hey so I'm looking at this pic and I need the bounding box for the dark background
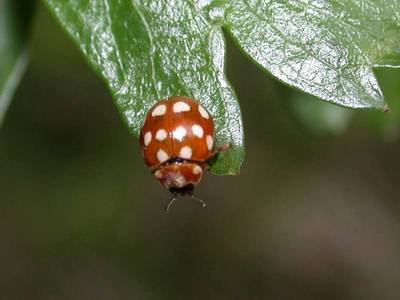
[1,5,400,300]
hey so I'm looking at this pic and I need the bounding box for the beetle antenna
[191,194,207,208]
[165,195,177,213]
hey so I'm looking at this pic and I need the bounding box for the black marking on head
[169,184,195,196]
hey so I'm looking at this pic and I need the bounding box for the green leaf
[0,0,35,126]
[42,0,400,174]
[43,0,244,175]
[224,0,400,109]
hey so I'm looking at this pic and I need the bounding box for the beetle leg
[191,194,207,208]
[204,143,230,167]
[164,194,177,213]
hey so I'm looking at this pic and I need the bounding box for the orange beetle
[140,96,222,211]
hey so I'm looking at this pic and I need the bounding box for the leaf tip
[229,169,241,176]
[383,105,391,113]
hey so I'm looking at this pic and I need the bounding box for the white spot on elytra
[152,104,166,116]
[179,146,192,159]
[192,165,202,175]
[206,135,213,150]
[144,132,152,146]
[191,124,204,138]
[198,105,209,119]
[173,101,191,113]
[173,126,187,141]
[157,149,169,163]
[155,129,167,141]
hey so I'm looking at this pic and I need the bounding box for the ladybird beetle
[140,96,224,211]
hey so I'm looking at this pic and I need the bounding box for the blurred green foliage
[0,0,35,125]
[288,94,353,136]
